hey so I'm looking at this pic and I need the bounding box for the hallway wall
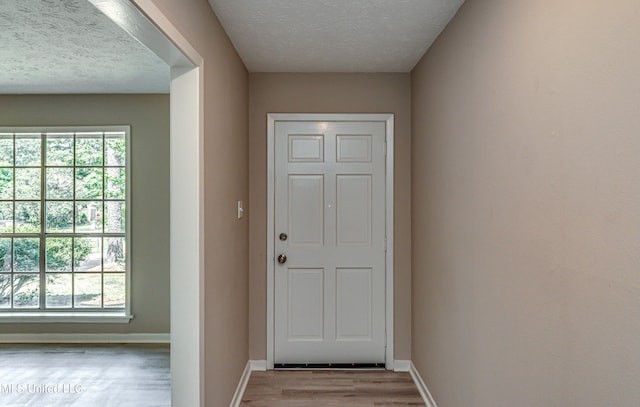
[411,0,640,405]
[248,73,412,361]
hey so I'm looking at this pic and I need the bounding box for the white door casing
[267,114,394,368]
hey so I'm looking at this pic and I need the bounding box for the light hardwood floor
[240,370,425,406]
[0,344,169,407]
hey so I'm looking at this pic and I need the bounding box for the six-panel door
[274,121,387,364]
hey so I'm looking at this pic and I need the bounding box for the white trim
[169,65,204,407]
[0,125,130,134]
[409,362,438,407]
[0,313,133,324]
[250,360,267,371]
[266,114,275,369]
[230,360,267,407]
[393,360,411,372]
[266,113,395,369]
[0,333,169,343]
[229,361,253,407]
[385,115,395,370]
[265,113,394,122]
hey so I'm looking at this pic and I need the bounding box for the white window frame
[0,126,132,323]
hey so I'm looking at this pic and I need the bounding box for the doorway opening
[90,1,204,405]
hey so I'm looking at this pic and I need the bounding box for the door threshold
[274,363,385,370]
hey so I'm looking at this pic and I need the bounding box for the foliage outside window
[0,127,129,312]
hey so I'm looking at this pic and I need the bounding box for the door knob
[277,254,287,264]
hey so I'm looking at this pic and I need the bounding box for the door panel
[288,175,324,246]
[288,134,324,162]
[336,135,372,162]
[287,268,324,340]
[336,175,372,246]
[336,268,372,341]
[274,121,386,364]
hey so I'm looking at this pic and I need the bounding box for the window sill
[0,312,134,324]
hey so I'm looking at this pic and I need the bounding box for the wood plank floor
[0,344,170,407]
[240,370,425,406]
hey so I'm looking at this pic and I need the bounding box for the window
[0,127,129,315]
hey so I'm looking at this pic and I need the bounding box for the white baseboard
[409,362,438,407]
[230,361,252,407]
[393,359,411,372]
[0,333,170,343]
[250,360,267,371]
[229,360,266,406]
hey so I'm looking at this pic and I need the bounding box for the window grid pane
[0,130,127,312]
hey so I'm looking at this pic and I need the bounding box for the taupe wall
[144,1,250,406]
[0,94,169,335]
[249,73,412,360]
[411,0,640,406]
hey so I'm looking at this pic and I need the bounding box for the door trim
[266,113,394,370]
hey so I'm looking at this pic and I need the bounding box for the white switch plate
[237,200,244,219]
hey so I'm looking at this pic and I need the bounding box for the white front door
[273,120,387,364]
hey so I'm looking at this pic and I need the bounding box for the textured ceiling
[0,0,169,94]
[207,0,465,72]
[0,0,465,93]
